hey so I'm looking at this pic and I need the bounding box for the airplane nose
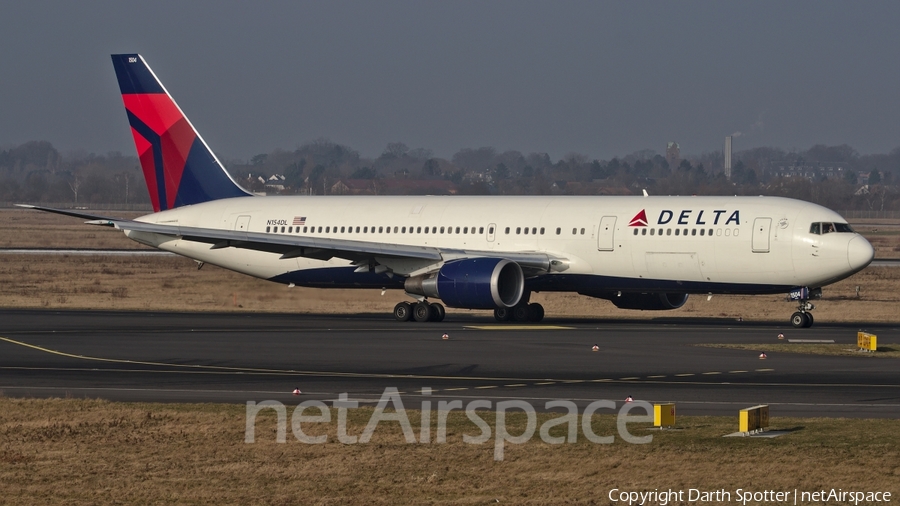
[848,236,875,271]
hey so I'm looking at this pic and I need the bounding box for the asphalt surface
[1,309,898,418]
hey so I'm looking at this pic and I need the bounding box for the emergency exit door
[234,215,251,232]
[752,217,772,253]
[598,216,616,251]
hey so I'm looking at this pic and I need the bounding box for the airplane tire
[430,303,445,322]
[804,312,814,328]
[790,312,806,328]
[413,302,432,322]
[527,303,544,322]
[393,302,413,322]
[512,305,529,322]
[494,307,512,322]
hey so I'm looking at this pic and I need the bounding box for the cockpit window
[835,223,854,233]
[810,222,854,235]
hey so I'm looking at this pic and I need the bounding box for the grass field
[2,208,899,504]
[697,342,900,358]
[1,398,898,505]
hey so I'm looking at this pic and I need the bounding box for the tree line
[2,139,899,211]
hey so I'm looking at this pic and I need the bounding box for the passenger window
[325,226,330,233]
[633,229,638,235]
[505,227,510,234]
[266,226,271,233]
[424,227,429,234]
[666,229,671,236]
[455,227,460,234]
[516,227,521,234]
[524,228,529,235]
[303,226,308,233]
[580,228,585,235]
[402,226,406,233]
[699,229,704,236]
[642,229,647,236]
[540,227,545,235]
[650,229,655,236]
[463,227,468,234]
[417,227,422,233]
[385,226,390,234]
[440,227,445,234]
[675,229,680,236]
[431,227,436,233]
[725,229,731,237]
[340,226,345,233]
[708,228,713,236]
[556,227,561,235]
[288,227,293,233]
[572,228,577,235]
[734,228,739,237]
[394,226,398,233]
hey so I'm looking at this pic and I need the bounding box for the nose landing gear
[790,307,814,328]
[787,287,820,328]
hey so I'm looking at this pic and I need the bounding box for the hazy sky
[2,1,898,161]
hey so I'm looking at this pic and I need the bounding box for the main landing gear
[493,302,544,323]
[394,301,445,322]
[392,299,545,323]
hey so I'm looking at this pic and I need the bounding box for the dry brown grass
[0,252,898,323]
[1,397,897,505]
[0,209,148,249]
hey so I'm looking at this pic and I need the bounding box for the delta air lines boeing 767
[20,54,875,327]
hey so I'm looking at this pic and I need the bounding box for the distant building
[665,142,680,169]
[765,161,847,181]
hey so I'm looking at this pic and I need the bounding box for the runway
[1,309,898,418]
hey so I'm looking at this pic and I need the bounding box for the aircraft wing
[16,205,559,273]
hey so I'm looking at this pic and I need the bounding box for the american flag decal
[293,216,306,226]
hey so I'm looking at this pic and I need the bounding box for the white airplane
[20,54,875,328]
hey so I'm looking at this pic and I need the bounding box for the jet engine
[610,292,689,311]
[404,258,524,309]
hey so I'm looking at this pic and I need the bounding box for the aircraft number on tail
[128,57,137,63]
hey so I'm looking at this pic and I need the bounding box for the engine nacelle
[610,292,689,311]
[404,258,524,309]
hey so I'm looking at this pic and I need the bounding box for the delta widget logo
[628,210,648,227]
